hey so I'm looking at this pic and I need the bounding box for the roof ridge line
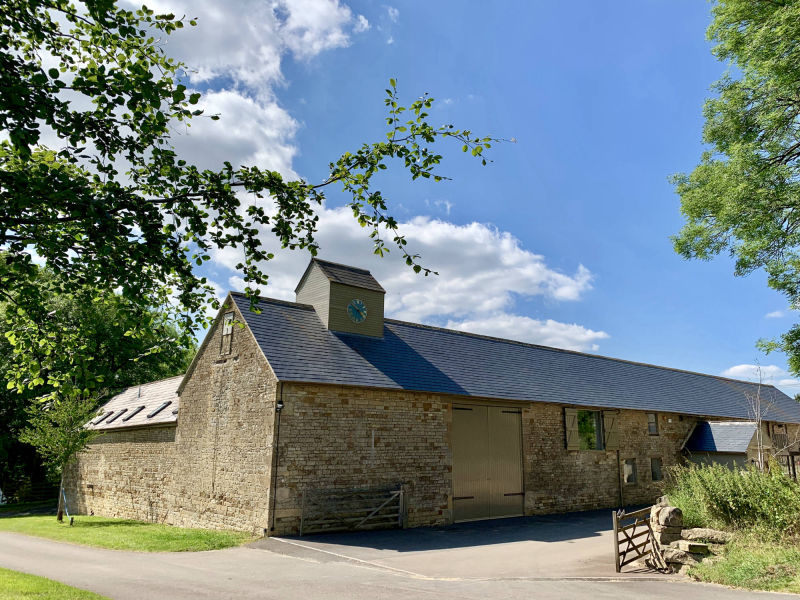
[311,257,373,274]
[383,317,782,391]
[229,291,314,310]
[121,373,185,389]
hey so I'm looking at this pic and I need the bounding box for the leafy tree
[19,394,97,519]
[673,0,800,372]
[1,1,498,397]
[0,262,194,506]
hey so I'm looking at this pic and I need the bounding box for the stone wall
[523,404,696,514]
[272,383,451,534]
[65,297,279,533]
[64,425,177,523]
[271,385,697,534]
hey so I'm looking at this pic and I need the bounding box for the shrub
[665,461,800,535]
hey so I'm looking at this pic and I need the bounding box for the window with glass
[220,312,234,354]
[650,457,663,482]
[577,410,604,450]
[647,412,659,436]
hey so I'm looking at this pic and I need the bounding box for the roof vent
[122,405,146,422]
[147,401,172,419]
[93,411,114,425]
[104,408,128,425]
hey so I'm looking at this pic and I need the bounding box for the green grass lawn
[689,535,800,594]
[0,515,252,552]
[0,567,109,599]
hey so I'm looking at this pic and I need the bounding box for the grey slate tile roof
[89,375,182,431]
[296,259,385,293]
[685,421,757,454]
[232,293,800,423]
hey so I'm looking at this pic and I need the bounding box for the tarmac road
[0,530,793,600]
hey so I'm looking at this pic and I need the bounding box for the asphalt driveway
[0,511,793,599]
[258,508,650,579]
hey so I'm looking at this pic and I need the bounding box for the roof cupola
[295,258,385,338]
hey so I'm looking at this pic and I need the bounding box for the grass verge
[0,515,252,552]
[0,567,109,599]
[688,535,800,594]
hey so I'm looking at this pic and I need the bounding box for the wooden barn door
[452,405,523,522]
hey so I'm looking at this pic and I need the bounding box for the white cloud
[127,0,364,178]
[425,199,453,215]
[209,204,606,352]
[169,89,299,175]
[276,0,356,60]
[445,314,608,352]
[386,35,394,45]
[386,6,400,22]
[721,364,800,389]
[354,15,370,33]
[765,310,785,319]
[141,0,358,90]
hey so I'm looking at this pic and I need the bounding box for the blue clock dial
[347,299,367,323]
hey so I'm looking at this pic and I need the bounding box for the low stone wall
[649,500,730,573]
[64,426,177,523]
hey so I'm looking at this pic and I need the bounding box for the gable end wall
[65,298,279,533]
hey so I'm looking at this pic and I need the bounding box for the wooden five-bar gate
[299,485,405,536]
[612,506,666,572]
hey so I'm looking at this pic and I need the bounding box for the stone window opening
[647,412,659,436]
[650,457,663,482]
[578,410,604,450]
[623,458,637,484]
[220,312,234,355]
[564,408,619,451]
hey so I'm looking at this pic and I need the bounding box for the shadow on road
[280,508,617,553]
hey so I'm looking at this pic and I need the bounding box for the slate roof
[231,293,800,424]
[684,421,758,454]
[89,375,182,431]
[296,258,385,293]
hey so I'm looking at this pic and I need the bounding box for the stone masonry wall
[522,404,696,514]
[64,426,176,522]
[66,298,279,533]
[272,384,697,535]
[272,383,451,535]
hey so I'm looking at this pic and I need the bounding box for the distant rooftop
[684,421,757,454]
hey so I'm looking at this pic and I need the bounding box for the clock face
[347,299,368,323]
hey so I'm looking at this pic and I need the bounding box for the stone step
[671,539,710,554]
[681,528,731,544]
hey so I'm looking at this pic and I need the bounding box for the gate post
[612,509,621,573]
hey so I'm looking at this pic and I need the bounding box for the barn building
[66,259,800,534]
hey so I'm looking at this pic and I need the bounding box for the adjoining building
[684,420,798,477]
[66,259,800,534]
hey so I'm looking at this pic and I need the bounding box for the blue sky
[153,0,799,395]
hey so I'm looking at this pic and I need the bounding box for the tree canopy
[0,263,193,499]
[673,0,800,372]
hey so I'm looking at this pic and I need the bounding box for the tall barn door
[452,405,523,522]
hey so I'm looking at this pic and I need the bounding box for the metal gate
[452,405,524,521]
[299,485,405,536]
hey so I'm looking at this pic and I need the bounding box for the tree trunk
[56,471,64,522]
